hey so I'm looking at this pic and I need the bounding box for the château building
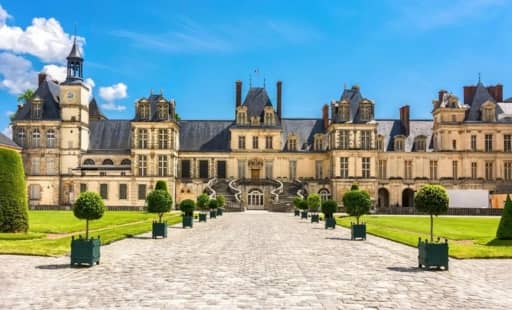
[10,41,512,210]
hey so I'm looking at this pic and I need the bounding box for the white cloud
[2,125,12,139]
[100,102,126,111]
[0,52,36,94]
[0,5,10,26]
[41,64,66,82]
[84,78,95,89]
[99,83,127,101]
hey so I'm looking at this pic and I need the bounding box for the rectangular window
[252,136,259,149]
[289,160,297,180]
[181,160,191,178]
[485,134,493,152]
[471,135,477,151]
[158,155,168,177]
[80,183,87,193]
[361,131,371,150]
[315,160,323,179]
[138,184,146,200]
[378,160,387,179]
[170,129,175,149]
[216,160,226,179]
[339,130,349,149]
[429,160,438,180]
[119,184,128,200]
[31,158,40,175]
[29,184,41,200]
[238,160,246,178]
[238,136,246,149]
[100,183,108,200]
[199,160,209,179]
[504,161,512,181]
[340,157,349,178]
[505,135,512,152]
[158,129,168,149]
[138,155,147,176]
[485,161,494,180]
[288,139,297,151]
[404,160,412,179]
[395,139,404,152]
[452,161,458,179]
[265,136,273,149]
[452,140,457,150]
[362,157,370,178]
[138,129,148,149]
[265,161,273,179]
[46,158,55,175]
[471,162,477,179]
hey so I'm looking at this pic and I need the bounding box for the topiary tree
[197,193,210,211]
[307,193,321,213]
[321,199,338,219]
[0,148,29,233]
[343,186,371,224]
[496,194,512,240]
[351,183,359,191]
[73,192,105,239]
[180,199,195,216]
[146,190,172,223]
[155,180,168,191]
[414,184,449,242]
[208,199,219,210]
[216,195,225,208]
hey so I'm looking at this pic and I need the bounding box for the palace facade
[10,42,512,210]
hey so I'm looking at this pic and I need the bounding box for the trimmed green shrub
[350,183,359,191]
[208,199,219,209]
[497,194,512,240]
[343,186,371,224]
[307,193,321,213]
[197,194,210,211]
[147,190,172,223]
[0,148,29,233]
[293,196,302,209]
[155,180,168,192]
[414,184,449,241]
[321,200,338,219]
[216,195,225,208]
[73,192,105,239]
[180,199,195,216]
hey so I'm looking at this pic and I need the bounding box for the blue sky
[1,0,512,136]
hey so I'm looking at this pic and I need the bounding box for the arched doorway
[247,189,264,210]
[318,188,330,202]
[377,188,389,208]
[402,188,415,207]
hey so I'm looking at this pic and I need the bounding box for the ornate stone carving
[248,158,264,169]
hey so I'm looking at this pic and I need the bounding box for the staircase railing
[295,179,306,199]
[228,178,242,203]
[206,177,217,199]
[270,178,284,203]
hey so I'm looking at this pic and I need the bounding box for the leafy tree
[0,148,29,232]
[343,186,371,224]
[175,113,181,121]
[180,199,195,216]
[216,195,225,208]
[321,200,338,219]
[155,180,168,191]
[73,192,105,239]
[208,199,219,209]
[197,194,210,211]
[17,89,34,104]
[351,183,359,191]
[497,194,512,240]
[414,184,449,242]
[146,190,172,223]
[293,196,302,209]
[307,193,321,213]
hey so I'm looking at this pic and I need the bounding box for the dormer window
[314,134,323,151]
[138,102,150,120]
[414,136,426,152]
[394,136,405,152]
[32,99,42,119]
[157,102,168,120]
[288,135,298,151]
[340,101,350,122]
[482,106,495,122]
[359,101,373,122]
[237,109,247,125]
[251,116,259,126]
[17,128,26,147]
[264,111,274,126]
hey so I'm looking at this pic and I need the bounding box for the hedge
[0,148,28,233]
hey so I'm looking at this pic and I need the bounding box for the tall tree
[17,89,35,104]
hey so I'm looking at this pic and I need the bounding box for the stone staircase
[268,180,307,212]
[211,179,243,212]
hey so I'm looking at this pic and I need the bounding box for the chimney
[487,84,503,102]
[322,104,329,130]
[400,105,410,136]
[235,80,242,108]
[276,80,282,119]
[463,86,476,106]
[438,89,447,103]
[38,72,47,86]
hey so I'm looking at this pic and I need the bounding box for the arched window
[17,128,26,147]
[102,159,114,165]
[121,159,131,166]
[83,159,95,165]
[414,136,426,152]
[46,129,56,148]
[394,136,405,152]
[319,188,330,201]
[32,129,40,148]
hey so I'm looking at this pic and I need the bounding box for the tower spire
[65,29,83,82]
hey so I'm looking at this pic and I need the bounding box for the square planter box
[152,221,168,239]
[294,210,300,216]
[217,208,224,216]
[325,217,336,229]
[70,236,100,266]
[301,211,308,219]
[311,214,320,223]
[210,210,217,219]
[182,215,193,228]
[418,238,449,270]
[351,223,366,240]
[199,213,208,222]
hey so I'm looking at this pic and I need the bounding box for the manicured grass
[0,211,182,256]
[336,215,512,259]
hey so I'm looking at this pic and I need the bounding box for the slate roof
[133,94,175,122]
[89,120,131,151]
[0,132,20,149]
[67,38,82,59]
[467,82,496,121]
[13,80,61,121]
[281,118,325,151]
[377,119,433,152]
[179,120,233,151]
[89,98,107,121]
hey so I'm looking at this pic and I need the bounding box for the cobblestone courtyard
[1,212,511,309]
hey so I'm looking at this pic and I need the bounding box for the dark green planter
[217,208,224,216]
[418,238,449,270]
[199,213,207,222]
[70,236,100,266]
[301,211,308,219]
[152,221,168,239]
[311,214,320,223]
[294,209,300,216]
[325,217,336,229]
[182,215,193,228]
[351,223,366,240]
[210,210,217,219]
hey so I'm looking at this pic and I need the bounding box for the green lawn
[0,211,182,256]
[336,215,512,259]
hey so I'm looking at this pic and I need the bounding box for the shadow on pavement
[36,264,72,270]
[325,237,351,241]
[386,266,423,273]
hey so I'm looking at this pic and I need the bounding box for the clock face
[65,91,76,102]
